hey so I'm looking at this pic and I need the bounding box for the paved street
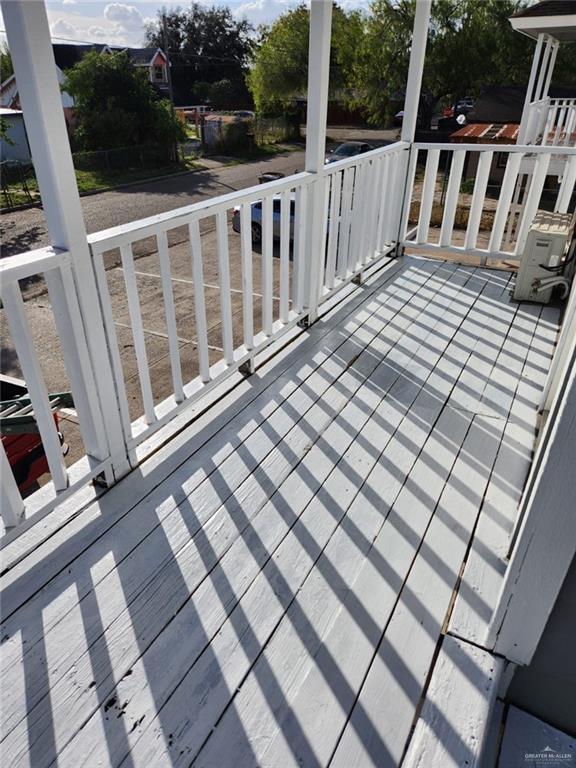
[0,149,306,258]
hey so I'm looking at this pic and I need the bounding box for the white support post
[533,36,553,103]
[486,346,576,666]
[2,0,130,481]
[542,39,559,101]
[518,32,545,143]
[401,0,432,143]
[304,0,332,324]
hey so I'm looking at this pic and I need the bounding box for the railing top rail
[88,141,411,253]
[529,96,550,107]
[413,142,576,155]
[88,171,314,253]
[0,246,69,284]
[323,140,410,173]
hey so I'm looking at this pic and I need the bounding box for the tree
[62,50,186,151]
[247,3,364,115]
[353,0,576,127]
[145,4,254,106]
[1,43,13,81]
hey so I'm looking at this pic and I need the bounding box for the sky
[0,2,369,49]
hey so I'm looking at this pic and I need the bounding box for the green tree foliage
[63,50,186,150]
[248,0,576,126]
[145,4,253,106]
[0,43,13,81]
[347,0,542,125]
[247,3,364,114]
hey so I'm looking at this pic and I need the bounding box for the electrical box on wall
[514,212,574,303]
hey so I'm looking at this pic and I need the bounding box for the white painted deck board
[448,300,559,646]
[0,257,560,768]
[401,635,505,768]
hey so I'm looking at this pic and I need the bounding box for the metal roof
[450,123,520,143]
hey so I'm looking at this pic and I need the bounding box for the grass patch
[1,158,204,208]
[74,158,202,193]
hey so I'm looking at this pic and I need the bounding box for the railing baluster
[514,153,551,256]
[416,148,440,244]
[439,149,465,247]
[262,195,274,336]
[553,100,566,145]
[373,155,388,252]
[489,152,523,253]
[189,219,211,382]
[239,202,254,348]
[93,252,133,442]
[563,103,576,146]
[382,152,397,246]
[464,150,493,252]
[1,282,68,490]
[120,243,156,425]
[1,441,25,529]
[398,147,418,244]
[216,210,234,364]
[157,231,184,404]
[317,173,331,292]
[293,184,308,313]
[325,171,341,289]
[555,154,576,214]
[347,161,366,273]
[279,190,291,322]
[337,166,354,278]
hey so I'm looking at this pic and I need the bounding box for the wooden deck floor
[0,256,560,768]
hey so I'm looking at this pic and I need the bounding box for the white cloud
[62,0,77,6]
[50,18,78,39]
[88,26,107,39]
[104,3,144,31]
[234,0,299,26]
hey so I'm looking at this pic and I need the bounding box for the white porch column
[401,0,432,143]
[2,0,130,480]
[518,32,545,143]
[304,0,332,323]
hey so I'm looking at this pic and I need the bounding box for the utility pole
[162,10,174,106]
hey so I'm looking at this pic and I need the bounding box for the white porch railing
[1,141,408,535]
[0,248,115,531]
[525,97,576,146]
[402,142,576,263]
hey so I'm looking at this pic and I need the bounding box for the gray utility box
[514,211,574,303]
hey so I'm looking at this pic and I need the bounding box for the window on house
[154,66,165,82]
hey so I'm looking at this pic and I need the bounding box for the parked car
[232,195,295,244]
[456,96,475,113]
[325,141,373,164]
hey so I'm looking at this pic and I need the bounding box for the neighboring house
[451,84,576,182]
[0,107,31,162]
[0,44,170,127]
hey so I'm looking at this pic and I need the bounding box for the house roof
[450,122,520,143]
[51,44,166,71]
[512,1,576,18]
[467,86,526,123]
[510,0,576,41]
[466,84,576,124]
[51,43,108,70]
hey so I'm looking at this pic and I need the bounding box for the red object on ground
[2,413,61,493]
[1,377,62,493]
